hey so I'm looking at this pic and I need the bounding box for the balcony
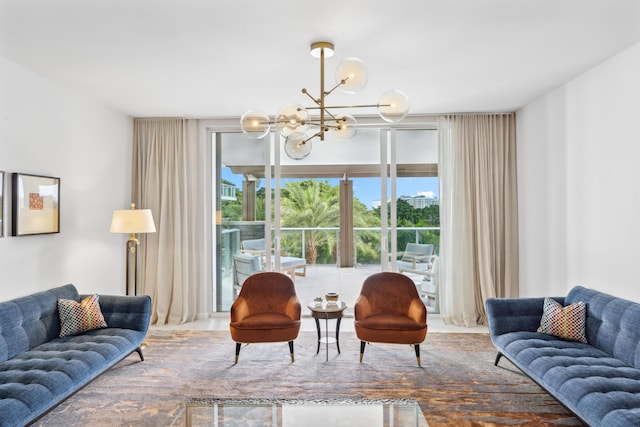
[219,226,439,313]
[220,183,237,201]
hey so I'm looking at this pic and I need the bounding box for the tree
[221,179,242,223]
[353,197,381,264]
[416,204,440,227]
[280,180,340,264]
[396,199,417,226]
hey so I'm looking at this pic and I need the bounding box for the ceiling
[1,0,640,118]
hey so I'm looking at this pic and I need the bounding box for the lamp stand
[125,234,139,296]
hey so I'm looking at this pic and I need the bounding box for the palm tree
[353,198,382,264]
[280,180,340,264]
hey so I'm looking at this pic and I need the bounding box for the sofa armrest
[485,296,564,337]
[82,294,151,333]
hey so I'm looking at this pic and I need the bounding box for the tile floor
[152,265,488,334]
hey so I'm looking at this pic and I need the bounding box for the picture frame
[0,171,4,238]
[12,173,60,236]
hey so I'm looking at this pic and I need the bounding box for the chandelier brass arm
[304,103,393,110]
[240,40,410,160]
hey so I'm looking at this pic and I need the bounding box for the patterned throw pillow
[58,294,107,337]
[537,297,587,343]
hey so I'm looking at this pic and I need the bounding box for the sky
[222,168,439,210]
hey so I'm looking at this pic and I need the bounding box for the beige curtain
[132,118,199,325]
[438,114,518,326]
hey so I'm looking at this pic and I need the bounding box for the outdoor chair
[230,272,301,363]
[240,238,307,282]
[354,272,428,366]
[232,253,263,297]
[397,243,434,273]
[419,255,439,313]
[240,238,268,256]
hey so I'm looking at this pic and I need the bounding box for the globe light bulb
[284,132,312,160]
[240,109,271,139]
[330,114,358,140]
[276,103,309,137]
[335,57,368,94]
[378,90,410,122]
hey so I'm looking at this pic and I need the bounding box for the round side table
[307,300,347,362]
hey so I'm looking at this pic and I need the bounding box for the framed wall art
[12,173,60,236]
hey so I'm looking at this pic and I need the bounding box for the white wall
[0,55,133,301]
[517,41,640,302]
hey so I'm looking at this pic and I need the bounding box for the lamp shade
[110,209,156,234]
[335,57,368,94]
[276,103,309,137]
[330,114,358,140]
[378,89,410,122]
[284,133,312,160]
[240,109,271,139]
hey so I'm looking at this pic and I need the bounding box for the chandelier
[240,41,410,160]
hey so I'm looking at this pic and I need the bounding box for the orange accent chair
[354,272,428,366]
[230,272,301,363]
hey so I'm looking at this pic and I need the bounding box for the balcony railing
[216,227,440,311]
[218,225,440,311]
[220,226,440,266]
[279,226,439,265]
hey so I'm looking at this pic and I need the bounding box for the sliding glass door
[211,123,439,313]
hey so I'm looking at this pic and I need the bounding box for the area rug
[33,331,583,426]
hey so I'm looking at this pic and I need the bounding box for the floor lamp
[110,203,156,296]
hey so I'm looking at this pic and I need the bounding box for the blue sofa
[0,284,151,427]
[486,286,640,426]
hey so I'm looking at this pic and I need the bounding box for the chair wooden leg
[494,352,503,366]
[414,344,421,367]
[289,341,295,362]
[359,341,366,363]
[235,343,241,364]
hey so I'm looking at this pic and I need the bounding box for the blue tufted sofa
[0,284,151,427]
[486,286,640,426]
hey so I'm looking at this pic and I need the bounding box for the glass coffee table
[186,397,429,427]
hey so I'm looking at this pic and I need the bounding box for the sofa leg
[289,341,295,363]
[235,343,241,364]
[494,352,503,366]
[360,341,366,363]
[414,344,421,367]
[134,346,145,361]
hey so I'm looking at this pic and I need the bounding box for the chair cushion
[230,314,300,344]
[231,313,299,330]
[356,314,426,331]
[280,257,306,269]
[242,238,266,252]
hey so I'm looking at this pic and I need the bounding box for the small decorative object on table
[313,297,323,306]
[325,292,339,304]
